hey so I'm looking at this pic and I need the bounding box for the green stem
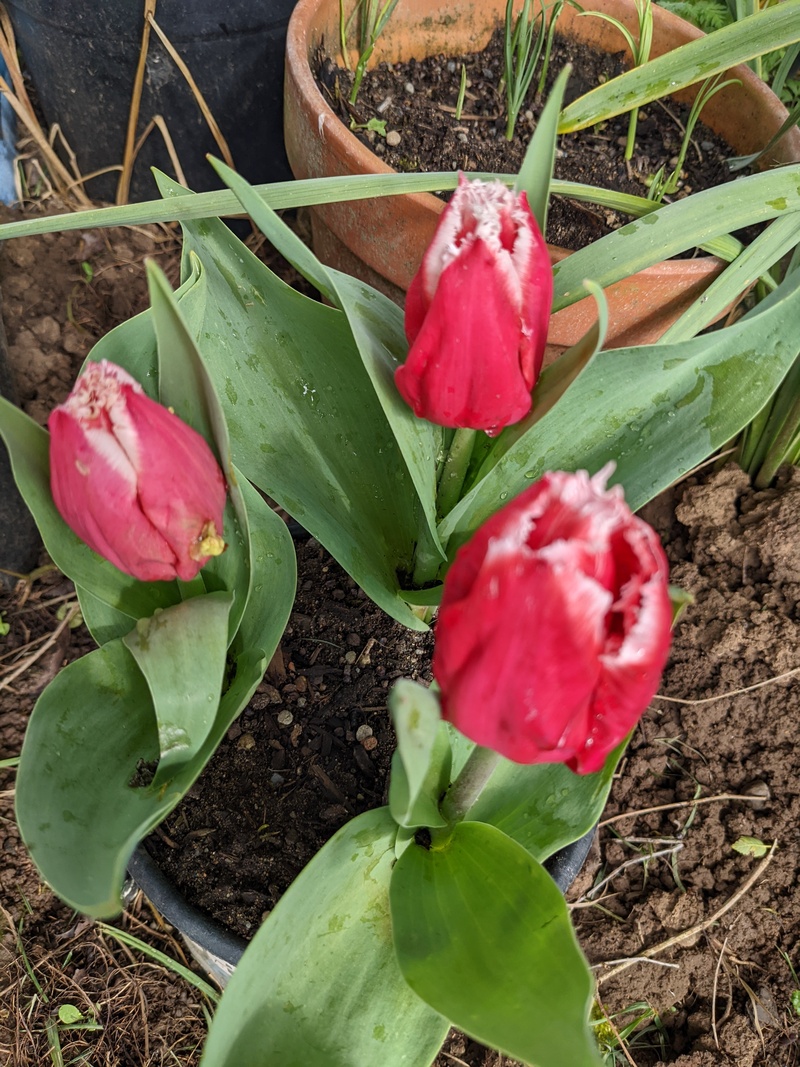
[754,390,800,488]
[439,746,502,825]
[624,107,639,161]
[437,428,478,518]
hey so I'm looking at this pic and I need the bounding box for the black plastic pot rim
[127,823,597,972]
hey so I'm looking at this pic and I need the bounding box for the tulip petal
[49,409,180,581]
[433,470,672,773]
[122,389,227,580]
[397,239,534,433]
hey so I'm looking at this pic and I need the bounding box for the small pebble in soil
[237,733,256,750]
[362,737,378,752]
[277,709,294,726]
[355,724,373,742]
[404,81,414,94]
[386,130,401,147]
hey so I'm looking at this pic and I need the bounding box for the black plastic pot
[128,825,597,987]
[0,288,40,586]
[5,0,298,202]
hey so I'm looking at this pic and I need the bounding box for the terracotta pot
[285,0,800,360]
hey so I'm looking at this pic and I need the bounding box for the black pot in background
[0,288,40,587]
[5,0,298,202]
[128,825,597,988]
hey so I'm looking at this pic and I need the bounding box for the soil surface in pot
[3,225,800,1066]
[318,28,747,251]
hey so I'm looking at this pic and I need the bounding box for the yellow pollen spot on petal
[190,520,226,561]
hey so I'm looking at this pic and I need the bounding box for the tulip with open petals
[433,468,672,774]
[49,360,227,582]
[395,175,553,436]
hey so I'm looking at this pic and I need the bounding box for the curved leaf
[391,821,601,1067]
[201,808,448,1067]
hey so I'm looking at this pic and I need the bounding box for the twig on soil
[0,604,78,692]
[655,666,800,706]
[595,841,778,986]
[585,844,684,900]
[711,934,731,1048]
[599,792,766,828]
[591,957,679,972]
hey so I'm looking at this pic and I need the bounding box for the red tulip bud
[395,175,553,436]
[433,468,672,773]
[49,360,227,582]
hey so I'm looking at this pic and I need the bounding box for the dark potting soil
[317,28,746,251]
[146,537,433,938]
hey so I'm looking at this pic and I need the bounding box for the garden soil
[1,222,799,1067]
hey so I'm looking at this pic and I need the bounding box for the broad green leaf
[200,808,448,1067]
[122,593,232,777]
[151,176,427,630]
[559,2,800,131]
[516,64,572,233]
[552,165,800,312]
[207,159,445,571]
[15,482,295,917]
[388,680,451,830]
[465,746,620,860]
[0,397,180,621]
[439,265,800,548]
[390,821,601,1067]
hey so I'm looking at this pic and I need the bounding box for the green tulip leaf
[390,821,601,1067]
[0,396,181,621]
[560,3,800,131]
[145,259,253,643]
[441,264,800,548]
[122,592,232,777]
[466,744,621,859]
[206,159,445,571]
[15,477,295,917]
[152,173,428,630]
[552,165,800,313]
[200,808,448,1067]
[516,64,571,233]
[388,680,451,830]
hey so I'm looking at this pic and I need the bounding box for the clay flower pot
[284,0,800,359]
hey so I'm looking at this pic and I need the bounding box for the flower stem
[440,745,502,825]
[437,428,477,518]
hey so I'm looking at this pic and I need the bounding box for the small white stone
[277,709,294,726]
[386,130,401,147]
[404,82,415,94]
[355,724,373,742]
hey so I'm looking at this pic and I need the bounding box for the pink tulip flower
[433,468,672,774]
[395,175,553,436]
[49,360,227,582]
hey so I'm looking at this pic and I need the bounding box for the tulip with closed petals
[433,468,672,773]
[49,360,227,582]
[395,175,553,436]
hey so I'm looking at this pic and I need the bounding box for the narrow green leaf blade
[552,165,800,313]
[201,808,448,1067]
[559,3,800,131]
[516,64,571,232]
[391,821,601,1067]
